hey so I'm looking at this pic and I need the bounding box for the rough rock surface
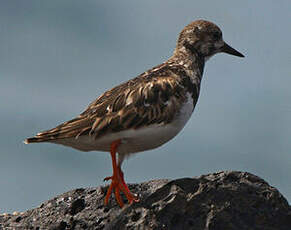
[1,171,290,230]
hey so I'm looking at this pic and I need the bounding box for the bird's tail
[24,116,92,144]
[24,133,59,144]
[24,136,48,144]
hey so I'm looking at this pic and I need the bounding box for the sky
[0,0,290,213]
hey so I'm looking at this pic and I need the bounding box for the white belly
[54,93,194,157]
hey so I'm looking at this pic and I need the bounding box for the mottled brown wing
[86,75,192,139]
[25,63,198,143]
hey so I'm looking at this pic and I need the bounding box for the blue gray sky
[1,0,290,213]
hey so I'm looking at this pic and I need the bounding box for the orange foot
[104,140,139,207]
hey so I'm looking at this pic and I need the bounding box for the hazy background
[1,0,290,213]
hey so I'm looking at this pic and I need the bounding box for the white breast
[173,92,194,127]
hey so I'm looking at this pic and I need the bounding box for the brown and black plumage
[25,62,199,144]
[25,20,244,207]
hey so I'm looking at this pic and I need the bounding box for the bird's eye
[212,32,221,41]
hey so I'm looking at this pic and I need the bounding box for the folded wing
[25,64,199,144]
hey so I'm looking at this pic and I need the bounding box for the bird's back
[25,61,201,154]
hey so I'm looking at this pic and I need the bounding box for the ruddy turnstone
[25,20,244,207]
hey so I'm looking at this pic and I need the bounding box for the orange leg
[104,140,139,207]
[117,166,139,203]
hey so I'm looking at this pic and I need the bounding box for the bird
[25,20,244,208]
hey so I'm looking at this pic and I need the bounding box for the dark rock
[0,171,290,230]
[67,198,85,215]
[51,220,67,230]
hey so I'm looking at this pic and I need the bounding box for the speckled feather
[26,62,201,143]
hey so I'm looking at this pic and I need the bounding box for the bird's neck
[169,46,205,80]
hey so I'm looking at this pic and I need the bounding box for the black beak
[221,42,244,57]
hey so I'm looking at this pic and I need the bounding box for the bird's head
[175,20,244,61]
